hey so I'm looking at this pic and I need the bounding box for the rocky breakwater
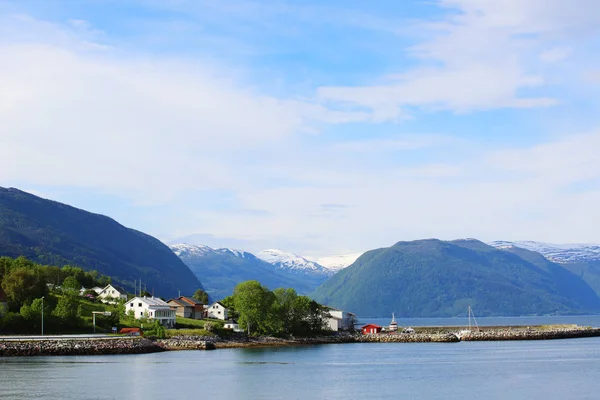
[157,336,217,350]
[0,337,165,357]
[358,333,460,343]
[460,326,600,341]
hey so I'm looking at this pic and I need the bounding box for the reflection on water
[1,337,600,400]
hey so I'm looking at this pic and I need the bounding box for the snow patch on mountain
[257,249,334,276]
[490,240,600,264]
[170,244,254,260]
[170,243,214,257]
[307,253,363,271]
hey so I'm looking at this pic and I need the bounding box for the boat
[388,313,398,332]
[458,306,479,338]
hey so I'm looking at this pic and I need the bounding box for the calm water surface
[1,337,600,400]
[361,314,600,328]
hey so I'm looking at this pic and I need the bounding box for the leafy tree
[52,295,80,324]
[1,267,47,308]
[220,295,238,319]
[20,297,46,321]
[193,289,209,304]
[233,280,276,335]
[144,319,166,339]
[62,275,80,292]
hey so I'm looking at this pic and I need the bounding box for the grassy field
[175,316,225,329]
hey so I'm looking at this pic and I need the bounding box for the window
[138,303,142,307]
[140,312,143,316]
[130,303,134,307]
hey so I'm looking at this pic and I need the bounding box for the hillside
[311,239,600,317]
[171,244,329,300]
[0,187,202,297]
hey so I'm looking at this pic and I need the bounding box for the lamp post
[92,311,112,333]
[41,296,44,336]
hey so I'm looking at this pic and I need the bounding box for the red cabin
[361,324,382,335]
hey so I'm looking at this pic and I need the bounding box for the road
[0,334,119,341]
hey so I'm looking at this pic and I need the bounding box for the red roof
[361,324,381,329]
[119,327,143,336]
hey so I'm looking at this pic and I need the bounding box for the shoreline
[2,325,600,356]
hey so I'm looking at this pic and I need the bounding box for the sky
[1,0,600,257]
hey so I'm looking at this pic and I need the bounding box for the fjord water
[2,338,600,399]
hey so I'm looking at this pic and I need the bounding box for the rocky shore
[0,337,165,357]
[2,325,600,356]
[358,333,460,343]
[459,327,600,341]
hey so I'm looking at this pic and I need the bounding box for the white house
[125,296,176,328]
[325,307,356,331]
[207,301,228,320]
[97,284,128,304]
[224,319,243,332]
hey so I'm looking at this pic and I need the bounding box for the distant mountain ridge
[170,244,330,300]
[307,253,363,271]
[311,238,600,317]
[490,240,600,264]
[490,240,600,300]
[256,249,334,277]
[0,187,203,297]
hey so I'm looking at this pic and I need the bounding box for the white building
[97,284,128,304]
[207,301,228,320]
[325,307,356,331]
[224,319,243,332]
[125,296,176,328]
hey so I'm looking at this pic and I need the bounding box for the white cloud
[317,0,600,118]
[539,47,571,63]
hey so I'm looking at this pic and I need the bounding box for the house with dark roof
[167,296,204,319]
[97,284,128,304]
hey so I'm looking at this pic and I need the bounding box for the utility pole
[41,296,44,336]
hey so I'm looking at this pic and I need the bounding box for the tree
[52,295,80,324]
[1,267,47,309]
[62,275,80,292]
[193,289,209,304]
[220,295,238,319]
[233,280,276,335]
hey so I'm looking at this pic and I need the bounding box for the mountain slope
[172,244,329,300]
[311,239,600,317]
[0,187,202,297]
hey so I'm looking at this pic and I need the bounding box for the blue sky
[1,0,600,256]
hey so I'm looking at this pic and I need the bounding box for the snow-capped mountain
[490,241,600,264]
[256,249,334,277]
[307,253,363,272]
[171,243,254,260]
[170,244,331,299]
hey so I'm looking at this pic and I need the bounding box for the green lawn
[175,316,224,329]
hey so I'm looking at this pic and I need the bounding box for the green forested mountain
[311,239,600,317]
[0,187,202,297]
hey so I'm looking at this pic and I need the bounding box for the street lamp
[92,311,112,333]
[41,296,44,336]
